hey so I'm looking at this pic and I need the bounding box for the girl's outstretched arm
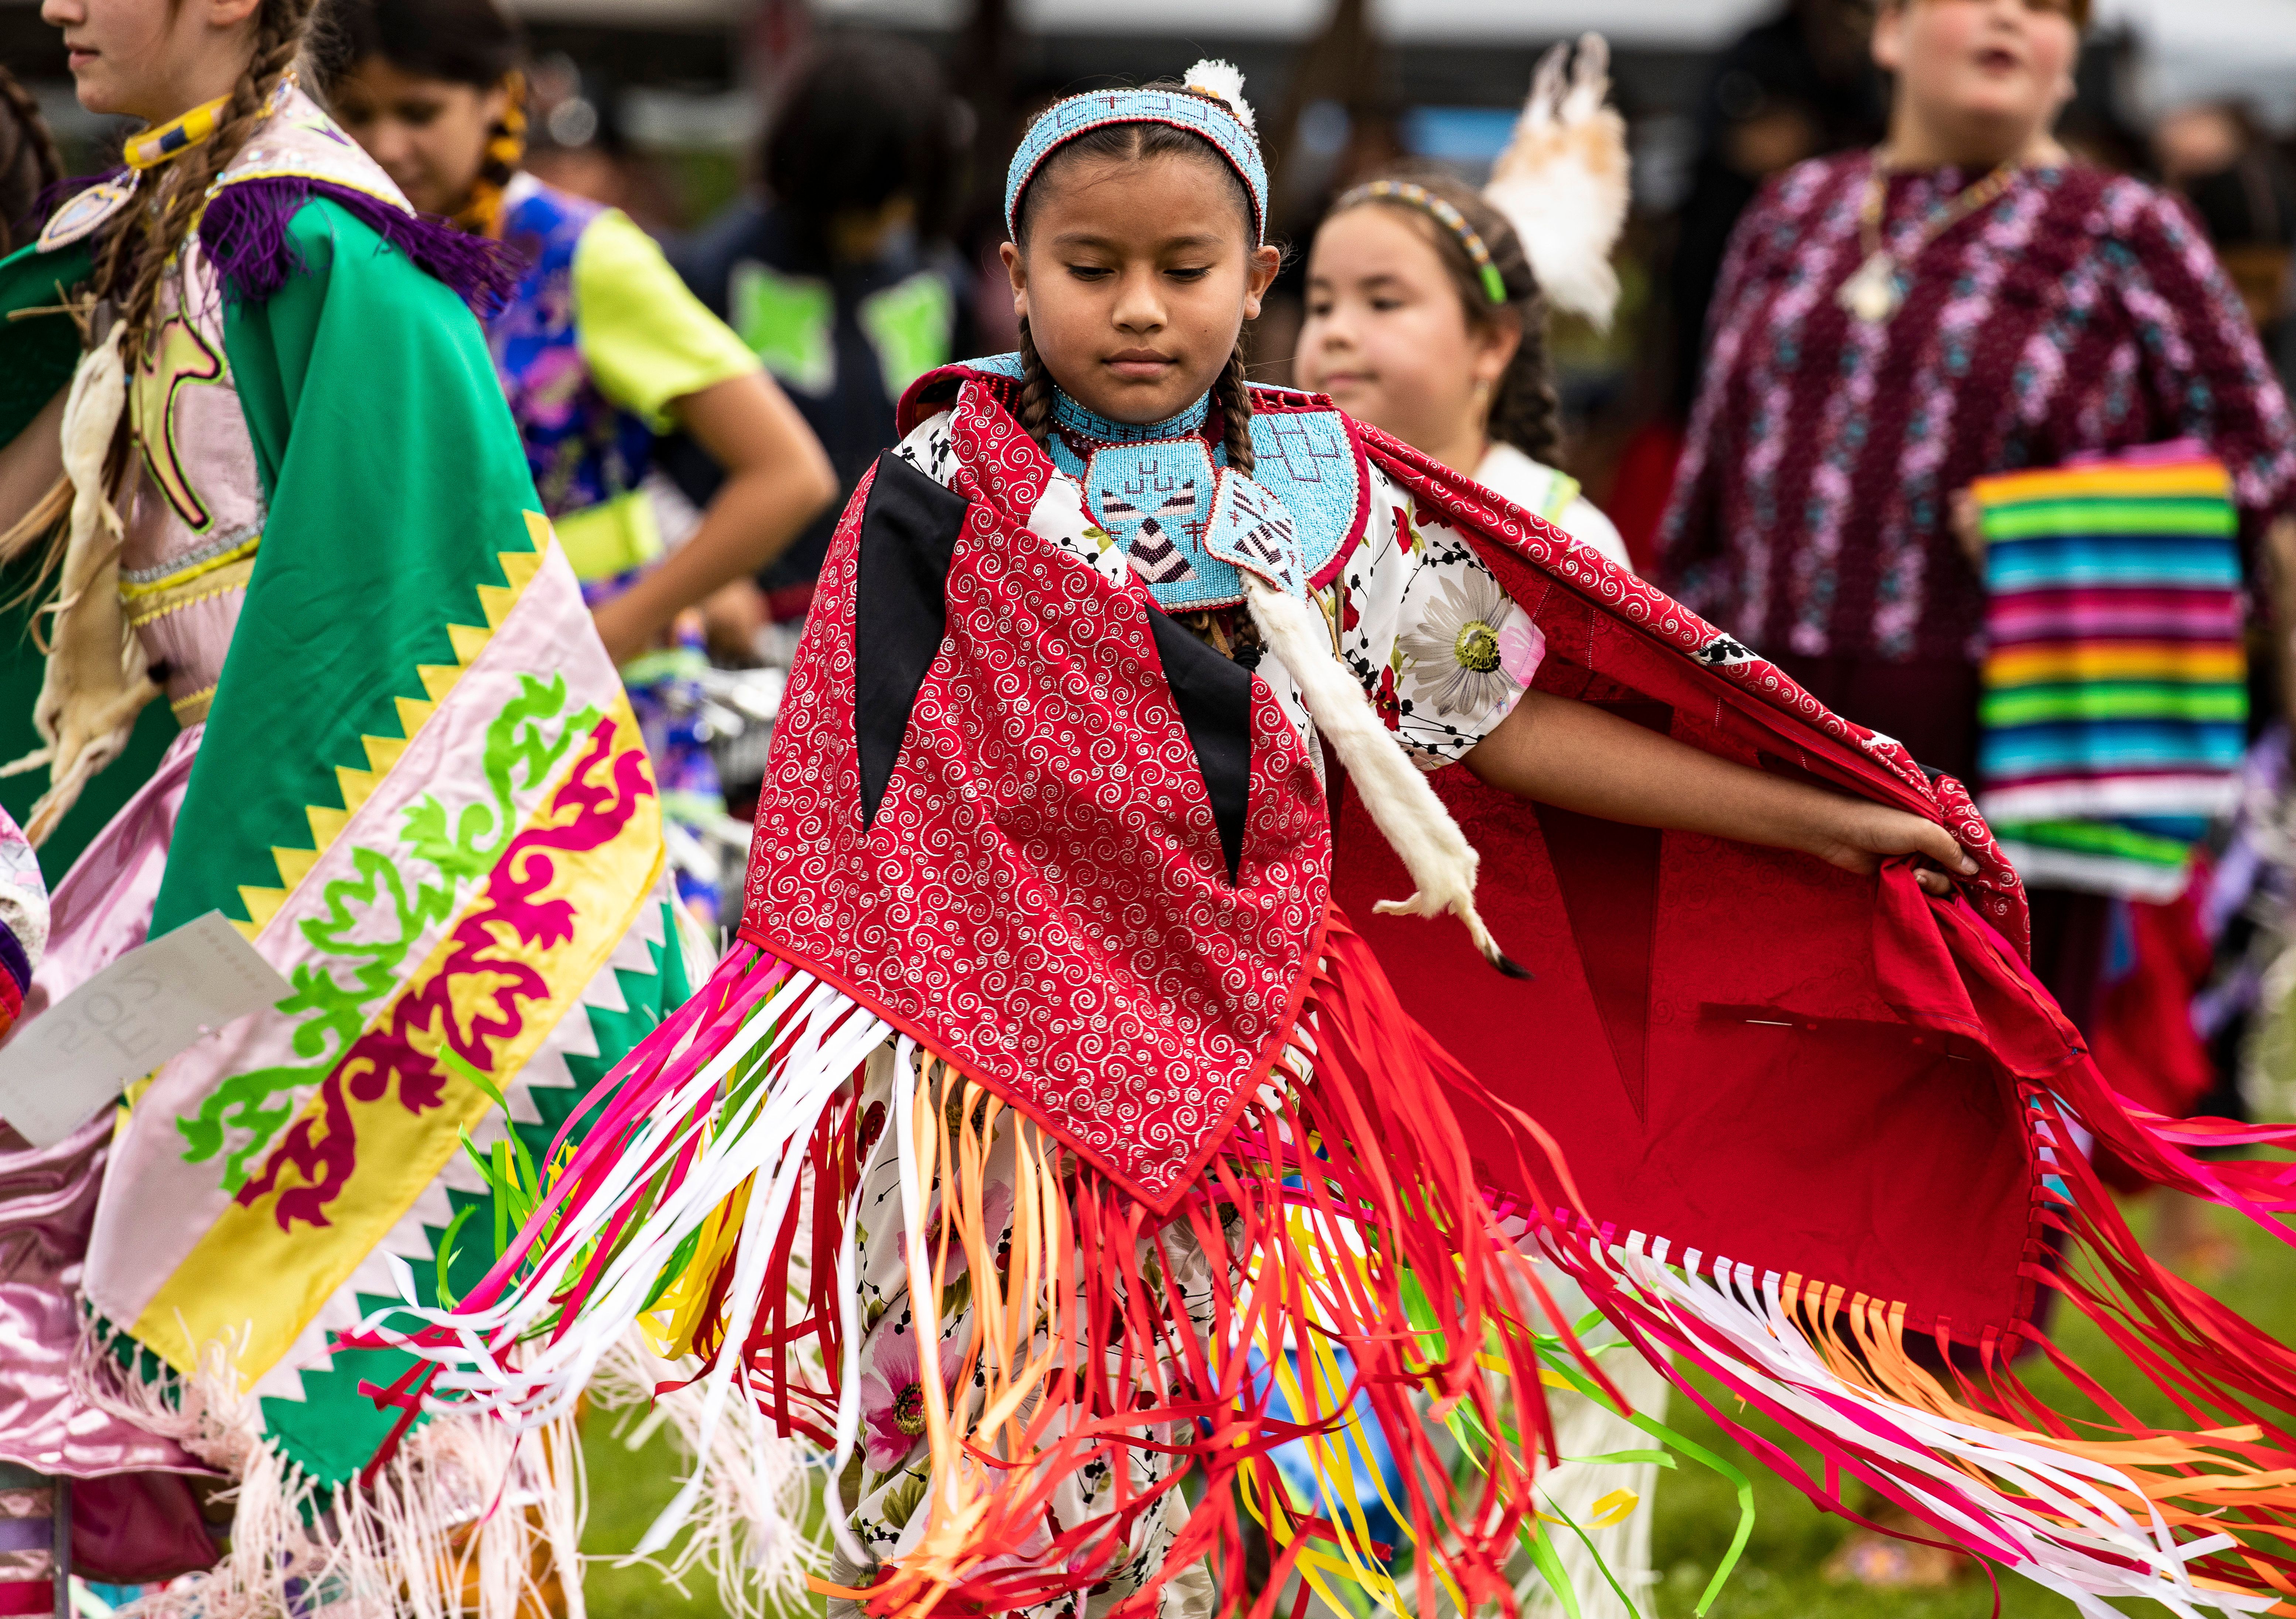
[1464,690,1978,896]
[588,369,838,665]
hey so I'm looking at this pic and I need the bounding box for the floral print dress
[829,400,1542,1617]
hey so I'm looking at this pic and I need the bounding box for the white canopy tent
[2095,0,2296,128]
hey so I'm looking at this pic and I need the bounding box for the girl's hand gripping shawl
[348,378,1613,1618]
[1346,424,2296,1617]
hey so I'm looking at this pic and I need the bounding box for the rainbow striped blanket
[1975,444,2246,899]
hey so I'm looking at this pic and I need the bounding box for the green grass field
[582,1197,2295,1618]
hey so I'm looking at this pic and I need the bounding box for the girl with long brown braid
[0,0,707,1603]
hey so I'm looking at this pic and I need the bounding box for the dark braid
[1016,315,1055,451]
[0,67,62,254]
[1487,298,1562,468]
[1215,345,1253,476]
[1336,165,1564,470]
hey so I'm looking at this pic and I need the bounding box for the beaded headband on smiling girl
[1337,178,1509,307]
[1005,60,1269,244]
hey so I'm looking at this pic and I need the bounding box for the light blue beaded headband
[1004,60,1269,246]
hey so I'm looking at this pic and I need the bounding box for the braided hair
[0,67,62,256]
[0,0,315,599]
[99,0,319,363]
[1332,167,1562,470]
[1009,82,1260,473]
[1016,314,1055,449]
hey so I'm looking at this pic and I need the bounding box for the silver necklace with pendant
[1836,249,1905,324]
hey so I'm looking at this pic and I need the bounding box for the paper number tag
[0,910,293,1149]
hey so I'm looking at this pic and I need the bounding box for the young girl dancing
[0,0,697,1601]
[364,61,2296,1619]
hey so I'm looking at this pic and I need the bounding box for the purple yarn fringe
[12,168,119,253]
[198,177,524,314]
[31,166,122,221]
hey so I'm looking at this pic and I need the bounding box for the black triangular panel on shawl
[854,449,1253,872]
[855,452,968,829]
[1146,609,1252,882]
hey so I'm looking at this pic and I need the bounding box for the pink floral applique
[858,1328,969,1471]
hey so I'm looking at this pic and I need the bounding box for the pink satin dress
[0,241,260,1480]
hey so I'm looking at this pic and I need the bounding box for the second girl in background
[1293,43,1654,1618]
[321,0,838,919]
[1295,40,1633,574]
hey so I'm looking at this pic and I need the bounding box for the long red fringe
[735,907,1607,1618]
[1495,893,2296,1610]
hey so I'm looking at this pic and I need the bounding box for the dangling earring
[454,72,528,238]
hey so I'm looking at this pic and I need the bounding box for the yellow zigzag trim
[235,516,555,938]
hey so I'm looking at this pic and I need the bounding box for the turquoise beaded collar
[1051,388,1209,445]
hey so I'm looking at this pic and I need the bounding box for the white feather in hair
[1483,32,1630,330]
[1183,59,1257,133]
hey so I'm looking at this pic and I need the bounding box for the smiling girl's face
[1001,147,1280,426]
[1296,202,1516,465]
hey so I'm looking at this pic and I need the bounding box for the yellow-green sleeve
[571,208,761,431]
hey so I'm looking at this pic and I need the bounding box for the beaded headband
[1005,61,1268,246]
[1337,179,1510,306]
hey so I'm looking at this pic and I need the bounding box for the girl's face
[1873,0,2079,161]
[1296,204,1515,461]
[332,56,507,217]
[1001,149,1280,426]
[43,0,260,122]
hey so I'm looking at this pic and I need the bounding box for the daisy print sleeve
[1330,466,1543,767]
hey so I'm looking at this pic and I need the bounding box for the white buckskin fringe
[356,962,889,1568]
[588,1328,824,1619]
[72,1317,583,1619]
[1523,1225,2283,1619]
[7,323,162,843]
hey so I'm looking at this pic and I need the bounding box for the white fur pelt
[1484,34,1631,331]
[1240,576,1521,975]
[2,324,162,843]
